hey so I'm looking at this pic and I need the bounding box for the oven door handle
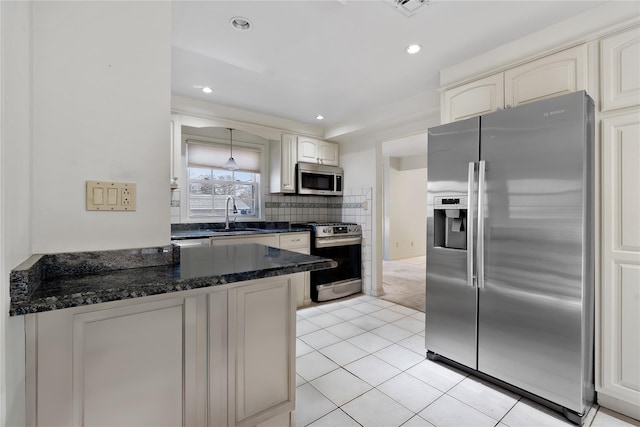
[315,236,362,248]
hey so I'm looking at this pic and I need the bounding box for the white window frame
[180,132,267,223]
[187,166,260,219]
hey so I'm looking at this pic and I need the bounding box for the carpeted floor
[380,256,426,312]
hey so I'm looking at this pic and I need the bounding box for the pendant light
[224,128,239,171]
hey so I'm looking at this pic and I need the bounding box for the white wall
[30,1,171,253]
[339,138,384,295]
[2,2,34,425]
[1,1,171,424]
[386,161,427,260]
[340,139,377,191]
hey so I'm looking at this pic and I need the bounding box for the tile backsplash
[341,188,373,297]
[264,194,342,223]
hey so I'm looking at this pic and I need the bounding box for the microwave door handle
[467,161,476,288]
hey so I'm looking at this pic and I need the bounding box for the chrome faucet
[225,196,238,229]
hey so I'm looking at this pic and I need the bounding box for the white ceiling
[172,0,608,153]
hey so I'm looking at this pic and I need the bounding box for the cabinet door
[504,44,587,108]
[279,233,311,307]
[601,26,640,112]
[228,278,295,427]
[297,136,320,163]
[31,297,202,427]
[270,134,297,193]
[441,73,504,123]
[599,111,640,420]
[318,141,340,166]
[281,134,297,192]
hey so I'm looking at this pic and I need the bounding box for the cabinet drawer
[279,233,309,251]
[210,234,278,247]
[172,238,210,247]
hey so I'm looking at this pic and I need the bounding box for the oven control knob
[323,227,332,234]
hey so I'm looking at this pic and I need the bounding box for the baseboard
[597,393,640,422]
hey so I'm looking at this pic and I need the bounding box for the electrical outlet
[86,181,136,211]
[121,186,132,206]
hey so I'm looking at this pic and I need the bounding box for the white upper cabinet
[601,26,640,112]
[441,73,504,123]
[270,133,297,194]
[504,45,587,108]
[441,44,587,124]
[297,137,339,166]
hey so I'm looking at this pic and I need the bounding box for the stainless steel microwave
[297,162,343,196]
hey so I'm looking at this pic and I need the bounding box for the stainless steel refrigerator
[425,91,595,423]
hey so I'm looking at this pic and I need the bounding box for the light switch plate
[86,181,136,211]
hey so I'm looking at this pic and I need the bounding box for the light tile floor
[293,295,640,427]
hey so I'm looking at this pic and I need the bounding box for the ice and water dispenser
[433,196,467,250]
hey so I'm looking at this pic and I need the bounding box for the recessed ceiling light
[406,44,421,54]
[316,115,324,120]
[230,17,251,31]
[202,86,213,94]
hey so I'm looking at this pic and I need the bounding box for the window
[186,140,261,219]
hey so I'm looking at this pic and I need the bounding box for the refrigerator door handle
[467,161,476,288]
[477,160,486,289]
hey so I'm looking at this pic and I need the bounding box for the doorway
[380,133,428,312]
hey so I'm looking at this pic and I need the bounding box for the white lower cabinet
[228,280,295,427]
[29,297,193,427]
[279,233,311,307]
[26,276,297,427]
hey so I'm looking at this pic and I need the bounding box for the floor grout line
[295,293,618,427]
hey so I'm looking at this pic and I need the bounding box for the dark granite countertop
[171,227,310,240]
[170,221,310,240]
[10,243,335,316]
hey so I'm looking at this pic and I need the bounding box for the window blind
[187,140,260,173]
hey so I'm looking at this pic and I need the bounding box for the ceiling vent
[389,0,431,17]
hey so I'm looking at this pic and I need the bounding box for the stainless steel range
[297,222,362,302]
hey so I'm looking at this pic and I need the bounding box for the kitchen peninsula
[10,243,335,427]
